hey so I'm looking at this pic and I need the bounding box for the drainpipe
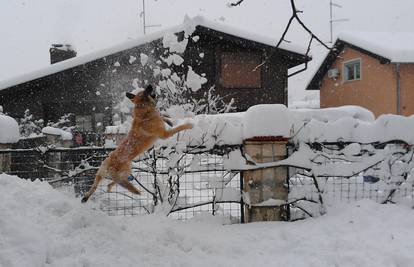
[396,63,401,115]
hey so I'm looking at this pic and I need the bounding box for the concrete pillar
[243,137,289,222]
[0,144,12,173]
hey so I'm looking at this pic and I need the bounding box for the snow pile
[289,99,320,109]
[42,126,73,140]
[159,112,244,148]
[294,113,414,144]
[2,173,414,267]
[0,114,19,143]
[243,104,291,139]
[291,105,375,123]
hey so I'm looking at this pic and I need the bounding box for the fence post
[0,144,12,172]
[242,137,289,222]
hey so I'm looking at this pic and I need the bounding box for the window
[94,113,105,132]
[343,59,361,81]
[220,52,261,88]
[76,115,92,132]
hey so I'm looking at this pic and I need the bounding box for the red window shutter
[221,52,261,88]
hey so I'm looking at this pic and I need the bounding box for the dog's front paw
[184,123,194,130]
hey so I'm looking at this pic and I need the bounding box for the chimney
[49,44,77,64]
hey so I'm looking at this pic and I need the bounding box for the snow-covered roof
[0,16,307,91]
[338,32,414,63]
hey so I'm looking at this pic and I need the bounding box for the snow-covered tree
[46,113,75,133]
[19,109,43,138]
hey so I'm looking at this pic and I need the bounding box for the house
[307,32,414,117]
[0,16,309,143]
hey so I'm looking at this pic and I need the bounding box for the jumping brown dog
[81,85,193,203]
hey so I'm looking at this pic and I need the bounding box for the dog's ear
[126,92,135,100]
[143,85,154,96]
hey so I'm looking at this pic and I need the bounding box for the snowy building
[306,32,414,117]
[0,16,308,141]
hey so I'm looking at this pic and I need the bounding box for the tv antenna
[140,0,161,35]
[329,0,349,43]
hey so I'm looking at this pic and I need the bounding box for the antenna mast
[141,0,161,35]
[329,0,349,43]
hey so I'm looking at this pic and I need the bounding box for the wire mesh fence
[0,146,243,223]
[91,151,243,223]
[287,141,414,220]
[1,140,413,223]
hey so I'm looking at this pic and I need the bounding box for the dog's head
[126,85,156,106]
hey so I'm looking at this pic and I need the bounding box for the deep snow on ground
[1,173,414,267]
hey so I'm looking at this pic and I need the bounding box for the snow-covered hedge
[0,114,19,143]
[107,104,414,149]
[160,104,404,148]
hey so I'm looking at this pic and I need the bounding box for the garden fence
[1,140,413,222]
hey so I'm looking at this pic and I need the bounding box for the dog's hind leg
[81,174,103,203]
[107,181,116,193]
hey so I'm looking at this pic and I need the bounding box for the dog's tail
[81,174,103,203]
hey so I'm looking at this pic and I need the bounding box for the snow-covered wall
[0,114,20,144]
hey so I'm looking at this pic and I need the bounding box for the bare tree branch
[231,0,332,77]
[229,0,245,7]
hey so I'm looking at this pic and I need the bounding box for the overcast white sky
[1,0,413,102]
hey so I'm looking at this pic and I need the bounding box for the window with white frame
[343,59,361,81]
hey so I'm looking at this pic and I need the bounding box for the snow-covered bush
[18,109,43,138]
[43,113,74,141]
[46,113,74,133]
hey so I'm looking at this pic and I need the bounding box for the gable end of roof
[306,40,391,90]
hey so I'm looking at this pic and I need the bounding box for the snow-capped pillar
[242,104,291,222]
[243,137,289,222]
[0,113,20,172]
